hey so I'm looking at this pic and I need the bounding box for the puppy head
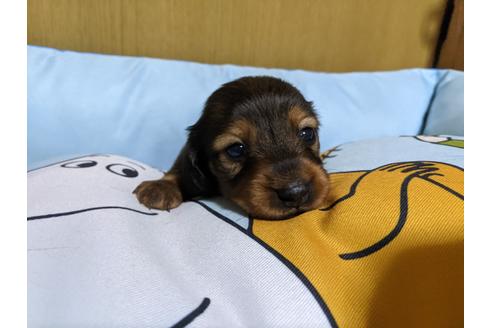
[188,76,329,219]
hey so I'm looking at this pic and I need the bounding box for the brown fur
[134,76,330,219]
[133,178,182,211]
[289,106,317,128]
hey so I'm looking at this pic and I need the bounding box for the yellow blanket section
[253,161,464,327]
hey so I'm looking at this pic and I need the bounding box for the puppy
[134,76,329,219]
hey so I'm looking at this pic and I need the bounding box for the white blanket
[28,154,331,327]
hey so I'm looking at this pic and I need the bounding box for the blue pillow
[28,46,447,170]
[423,70,464,136]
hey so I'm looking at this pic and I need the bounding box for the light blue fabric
[28,45,449,170]
[323,135,464,173]
[423,70,464,136]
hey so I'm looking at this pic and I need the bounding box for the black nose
[276,182,311,207]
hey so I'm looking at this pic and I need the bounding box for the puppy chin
[255,208,304,221]
[231,191,328,220]
[248,207,298,221]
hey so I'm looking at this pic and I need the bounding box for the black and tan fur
[134,76,330,219]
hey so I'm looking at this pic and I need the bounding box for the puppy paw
[133,179,183,211]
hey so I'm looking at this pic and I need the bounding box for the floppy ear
[169,142,218,199]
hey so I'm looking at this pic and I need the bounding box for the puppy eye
[226,143,246,159]
[298,127,315,144]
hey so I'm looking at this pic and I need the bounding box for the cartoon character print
[252,161,464,327]
[28,150,464,327]
[415,135,464,148]
[28,155,159,220]
[27,155,332,327]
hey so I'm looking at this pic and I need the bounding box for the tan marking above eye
[299,116,318,129]
[212,134,244,153]
[289,106,319,130]
[228,119,251,138]
[212,118,255,152]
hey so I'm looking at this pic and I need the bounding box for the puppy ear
[186,145,207,187]
[170,142,217,199]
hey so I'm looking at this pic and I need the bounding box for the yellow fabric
[253,161,464,327]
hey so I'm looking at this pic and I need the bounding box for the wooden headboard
[27,0,463,72]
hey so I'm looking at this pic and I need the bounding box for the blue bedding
[27,46,463,170]
[27,46,464,327]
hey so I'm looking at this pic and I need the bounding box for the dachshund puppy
[134,76,329,219]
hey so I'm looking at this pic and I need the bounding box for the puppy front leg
[133,172,183,211]
[133,143,213,211]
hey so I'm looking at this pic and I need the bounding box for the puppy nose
[276,182,311,207]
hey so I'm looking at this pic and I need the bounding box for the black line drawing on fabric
[28,206,157,221]
[28,154,111,173]
[28,156,154,220]
[59,158,140,178]
[126,160,146,171]
[321,161,463,260]
[61,159,98,168]
[170,298,211,328]
[106,164,139,178]
[28,155,336,327]
[194,200,338,328]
